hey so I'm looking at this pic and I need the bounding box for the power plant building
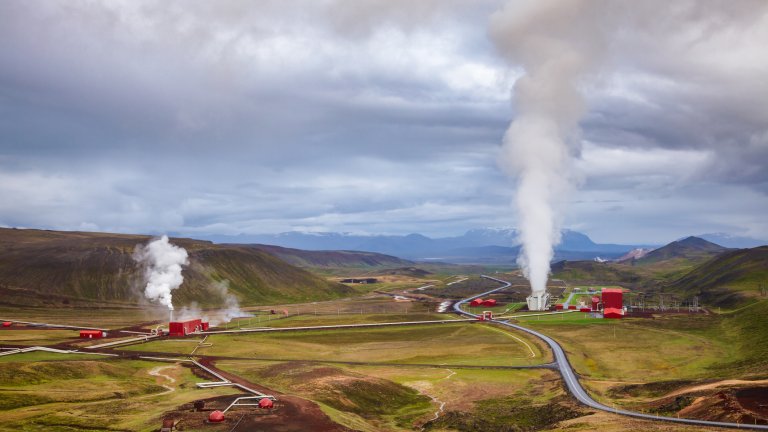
[601,288,624,318]
[601,288,623,310]
[527,292,550,311]
[169,319,208,336]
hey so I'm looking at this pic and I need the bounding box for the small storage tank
[208,410,225,423]
[591,296,600,311]
[258,398,274,409]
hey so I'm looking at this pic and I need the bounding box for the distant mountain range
[197,228,650,264]
[696,233,768,248]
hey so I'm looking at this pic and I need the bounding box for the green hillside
[636,236,727,265]
[664,246,768,308]
[0,228,353,308]
[246,244,414,268]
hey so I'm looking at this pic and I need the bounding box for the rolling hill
[245,244,414,269]
[664,246,768,308]
[637,236,728,264]
[0,228,353,308]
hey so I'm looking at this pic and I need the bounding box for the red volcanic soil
[174,358,352,432]
[736,387,768,418]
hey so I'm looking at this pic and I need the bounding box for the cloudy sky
[1,0,766,244]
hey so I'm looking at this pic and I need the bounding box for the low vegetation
[125,322,547,367]
[0,357,236,431]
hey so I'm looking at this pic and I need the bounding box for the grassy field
[124,322,550,366]
[520,307,768,410]
[226,312,458,329]
[0,328,82,346]
[215,360,564,432]
[0,306,163,328]
[0,356,236,431]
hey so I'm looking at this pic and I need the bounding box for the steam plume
[490,0,608,294]
[133,235,189,310]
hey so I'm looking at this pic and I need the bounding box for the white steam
[209,280,249,325]
[490,0,609,294]
[173,280,249,326]
[133,235,189,310]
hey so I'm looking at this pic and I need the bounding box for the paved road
[454,275,768,431]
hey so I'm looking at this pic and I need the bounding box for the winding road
[454,275,768,431]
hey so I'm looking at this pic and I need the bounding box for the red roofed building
[469,298,483,307]
[604,307,623,319]
[481,299,497,307]
[601,288,623,310]
[169,319,202,337]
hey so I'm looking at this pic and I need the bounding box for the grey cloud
[0,1,766,243]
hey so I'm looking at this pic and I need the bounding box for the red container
[2,322,12,327]
[568,305,577,310]
[80,330,104,339]
[201,322,210,331]
[579,307,592,312]
[554,304,564,310]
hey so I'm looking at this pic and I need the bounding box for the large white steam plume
[133,235,189,310]
[490,0,608,294]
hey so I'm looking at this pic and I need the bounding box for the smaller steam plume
[174,280,249,326]
[133,235,189,311]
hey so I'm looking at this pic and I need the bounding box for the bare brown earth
[183,358,352,432]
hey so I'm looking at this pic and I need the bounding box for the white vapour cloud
[172,280,248,326]
[490,0,610,294]
[133,235,189,310]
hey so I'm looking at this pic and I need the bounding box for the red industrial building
[80,330,105,339]
[469,298,484,307]
[481,299,497,307]
[169,319,209,337]
[602,288,623,309]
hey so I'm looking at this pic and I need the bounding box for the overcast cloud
[0,0,766,244]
